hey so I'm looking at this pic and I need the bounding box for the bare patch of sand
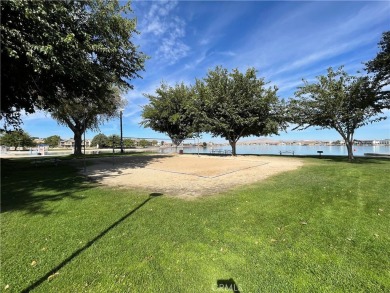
[84,154,303,198]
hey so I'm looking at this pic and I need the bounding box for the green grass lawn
[1,155,389,292]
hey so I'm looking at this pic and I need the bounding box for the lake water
[161,144,390,157]
[2,145,388,157]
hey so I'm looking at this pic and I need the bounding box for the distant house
[60,138,91,148]
[60,139,74,148]
[33,138,45,145]
[84,139,91,147]
[357,140,380,145]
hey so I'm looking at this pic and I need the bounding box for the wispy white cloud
[212,2,389,102]
[122,107,142,119]
[235,2,389,76]
[95,1,390,141]
[123,82,160,123]
[184,51,207,70]
[193,3,250,47]
[136,1,189,65]
[183,49,236,71]
[157,19,189,64]
[199,38,210,46]
[270,31,377,77]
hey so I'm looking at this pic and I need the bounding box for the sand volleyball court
[84,154,303,198]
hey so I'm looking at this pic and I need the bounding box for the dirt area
[84,154,303,199]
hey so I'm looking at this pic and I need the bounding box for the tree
[195,66,285,156]
[141,83,197,149]
[44,135,61,148]
[289,67,388,161]
[138,139,150,148]
[1,0,146,129]
[0,130,35,150]
[366,31,390,87]
[91,133,108,148]
[107,135,121,148]
[365,31,390,107]
[50,88,126,155]
[123,138,135,148]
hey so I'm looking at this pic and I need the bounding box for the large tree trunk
[74,131,83,155]
[345,140,354,162]
[229,140,237,156]
[171,137,184,153]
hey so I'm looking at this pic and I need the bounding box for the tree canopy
[51,88,125,155]
[366,31,390,87]
[138,139,150,148]
[123,138,136,148]
[91,133,109,149]
[196,66,285,155]
[289,67,387,161]
[107,135,121,148]
[1,0,146,129]
[44,135,61,148]
[0,130,35,150]
[141,83,197,147]
[365,31,390,107]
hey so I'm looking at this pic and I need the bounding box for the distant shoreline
[1,144,389,158]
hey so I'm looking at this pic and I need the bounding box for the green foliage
[1,156,389,291]
[289,67,387,161]
[107,135,121,148]
[44,135,61,148]
[91,133,108,148]
[365,31,390,107]
[1,0,146,128]
[0,130,35,149]
[138,139,150,148]
[51,88,126,155]
[196,66,285,155]
[366,31,390,87]
[123,139,136,148]
[141,83,197,147]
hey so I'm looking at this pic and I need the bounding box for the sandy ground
[84,154,303,199]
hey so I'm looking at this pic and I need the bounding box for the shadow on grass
[1,159,89,215]
[21,192,163,293]
[75,154,172,182]
[1,155,167,215]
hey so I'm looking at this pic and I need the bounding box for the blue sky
[21,0,390,142]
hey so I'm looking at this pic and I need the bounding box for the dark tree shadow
[78,154,172,182]
[1,159,90,215]
[1,155,169,215]
[217,279,241,292]
[21,192,162,293]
